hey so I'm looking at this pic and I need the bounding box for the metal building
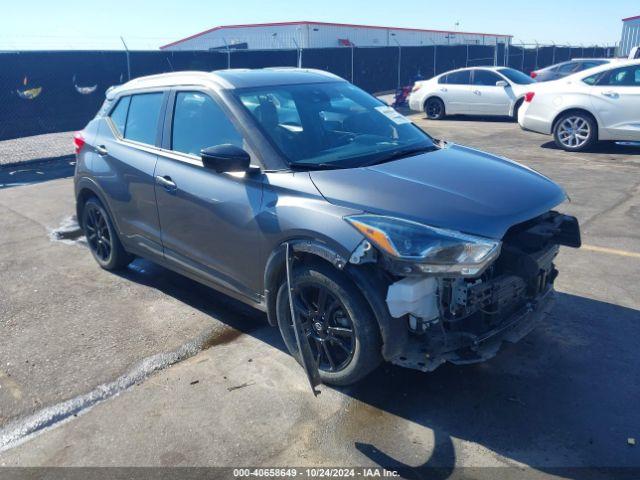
[160,21,512,51]
[620,15,640,57]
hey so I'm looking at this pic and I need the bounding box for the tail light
[524,92,536,103]
[530,71,538,79]
[73,131,85,154]
[411,83,422,92]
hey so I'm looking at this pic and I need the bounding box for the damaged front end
[348,211,581,371]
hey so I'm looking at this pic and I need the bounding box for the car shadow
[117,257,640,477]
[541,141,640,155]
[0,156,75,189]
[423,115,515,123]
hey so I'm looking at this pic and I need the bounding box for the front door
[154,90,265,300]
[468,70,512,116]
[589,64,640,141]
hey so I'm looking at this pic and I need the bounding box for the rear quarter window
[124,93,163,145]
[108,96,130,136]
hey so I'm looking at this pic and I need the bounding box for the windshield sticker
[375,106,411,125]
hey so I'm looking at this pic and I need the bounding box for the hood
[309,144,567,239]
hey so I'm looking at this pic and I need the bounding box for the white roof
[564,58,640,80]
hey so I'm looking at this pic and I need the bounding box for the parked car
[519,59,640,151]
[408,67,535,120]
[530,58,614,82]
[74,68,580,386]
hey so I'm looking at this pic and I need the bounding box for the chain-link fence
[0,43,617,141]
[507,43,617,75]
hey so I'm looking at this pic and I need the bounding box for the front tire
[512,99,524,122]
[82,197,132,271]
[275,262,382,386]
[553,112,597,152]
[425,97,446,120]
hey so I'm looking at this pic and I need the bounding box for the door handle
[601,91,619,98]
[96,145,108,156]
[440,88,448,92]
[155,175,177,191]
[473,90,481,95]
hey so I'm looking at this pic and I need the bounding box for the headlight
[345,215,501,276]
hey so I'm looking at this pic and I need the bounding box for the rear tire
[553,112,597,152]
[82,197,132,271]
[425,97,446,120]
[275,262,382,386]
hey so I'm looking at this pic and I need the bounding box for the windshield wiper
[364,144,439,167]
[288,162,350,171]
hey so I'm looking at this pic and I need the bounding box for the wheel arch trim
[263,238,349,327]
[551,107,601,139]
[263,239,405,362]
[510,96,525,117]
[75,177,121,233]
[423,95,445,110]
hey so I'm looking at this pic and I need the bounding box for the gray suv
[74,68,580,386]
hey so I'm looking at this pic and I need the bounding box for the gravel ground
[0,132,74,166]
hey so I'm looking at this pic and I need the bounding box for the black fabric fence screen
[0,45,616,140]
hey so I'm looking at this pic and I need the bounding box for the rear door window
[171,91,244,156]
[124,93,163,145]
[109,96,130,136]
[581,61,607,70]
[445,70,472,85]
[557,62,580,74]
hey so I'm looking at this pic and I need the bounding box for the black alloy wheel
[425,98,445,120]
[82,197,132,270]
[289,282,356,372]
[85,202,112,263]
[275,263,382,386]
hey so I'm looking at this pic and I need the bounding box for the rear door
[154,89,265,301]
[589,64,640,140]
[468,69,512,115]
[95,92,166,256]
[438,70,473,114]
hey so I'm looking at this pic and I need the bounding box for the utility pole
[120,36,131,81]
[350,41,355,83]
[391,35,402,90]
[292,37,302,68]
[294,26,303,68]
[222,38,231,69]
[431,40,437,77]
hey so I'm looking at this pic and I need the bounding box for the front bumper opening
[384,211,578,372]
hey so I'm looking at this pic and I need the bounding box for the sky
[0,0,636,50]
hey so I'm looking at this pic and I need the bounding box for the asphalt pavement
[0,115,639,477]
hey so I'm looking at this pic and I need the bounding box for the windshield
[234,82,435,169]
[497,68,536,85]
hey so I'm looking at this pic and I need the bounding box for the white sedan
[408,67,536,120]
[519,59,640,151]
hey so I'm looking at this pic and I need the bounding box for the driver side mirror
[201,144,251,173]
[496,80,509,88]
